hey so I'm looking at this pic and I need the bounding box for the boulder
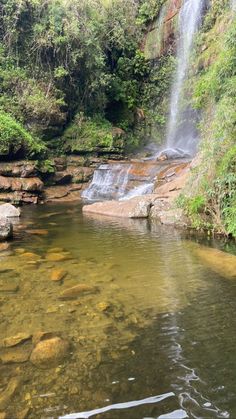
[83,195,155,218]
[30,337,70,368]
[52,171,72,185]
[0,217,13,241]
[0,203,20,218]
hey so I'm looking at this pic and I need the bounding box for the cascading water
[164,0,204,157]
[81,164,131,201]
[82,161,169,202]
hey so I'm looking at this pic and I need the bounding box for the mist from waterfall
[166,0,204,155]
[231,0,236,11]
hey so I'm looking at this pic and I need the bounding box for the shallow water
[1,203,236,418]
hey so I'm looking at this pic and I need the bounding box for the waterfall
[165,0,204,156]
[231,0,236,11]
[81,163,131,201]
[82,161,165,202]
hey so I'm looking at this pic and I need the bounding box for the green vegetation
[0,0,166,158]
[180,8,236,237]
[0,111,46,159]
[63,114,124,153]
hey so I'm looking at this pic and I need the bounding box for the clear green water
[1,203,236,418]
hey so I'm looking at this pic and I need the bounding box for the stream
[0,203,236,418]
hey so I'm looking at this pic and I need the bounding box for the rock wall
[0,156,102,205]
[143,0,182,60]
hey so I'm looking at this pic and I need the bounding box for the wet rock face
[0,217,13,241]
[30,337,70,369]
[144,0,183,60]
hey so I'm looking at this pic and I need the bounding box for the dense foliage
[179,5,236,237]
[0,111,46,159]
[0,0,169,157]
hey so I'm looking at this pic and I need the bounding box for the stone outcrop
[143,0,182,60]
[83,159,190,227]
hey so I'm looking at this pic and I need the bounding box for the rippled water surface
[1,203,236,418]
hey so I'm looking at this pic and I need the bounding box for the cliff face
[144,0,182,60]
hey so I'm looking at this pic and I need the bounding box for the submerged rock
[30,337,70,368]
[0,377,21,410]
[192,244,236,279]
[0,278,19,293]
[0,217,13,241]
[26,229,48,236]
[2,333,32,348]
[46,252,72,262]
[0,243,10,252]
[59,284,96,300]
[0,342,32,363]
[50,269,67,282]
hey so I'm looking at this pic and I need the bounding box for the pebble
[50,269,67,282]
[59,284,96,300]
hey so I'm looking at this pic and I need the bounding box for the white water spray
[81,164,131,201]
[166,0,204,155]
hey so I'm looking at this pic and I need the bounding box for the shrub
[0,112,46,158]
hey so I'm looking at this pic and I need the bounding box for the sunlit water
[1,203,236,418]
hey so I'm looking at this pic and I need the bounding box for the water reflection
[0,204,236,418]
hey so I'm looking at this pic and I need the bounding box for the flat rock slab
[83,195,157,218]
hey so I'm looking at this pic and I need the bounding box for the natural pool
[0,203,236,418]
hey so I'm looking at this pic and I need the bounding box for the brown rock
[192,244,236,279]
[83,195,155,219]
[20,252,41,261]
[50,269,67,282]
[0,243,10,252]
[46,252,71,262]
[0,342,32,364]
[30,337,70,368]
[32,331,59,345]
[26,229,48,236]
[0,177,43,192]
[0,377,21,410]
[59,284,96,300]
[2,333,32,348]
[52,171,72,185]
